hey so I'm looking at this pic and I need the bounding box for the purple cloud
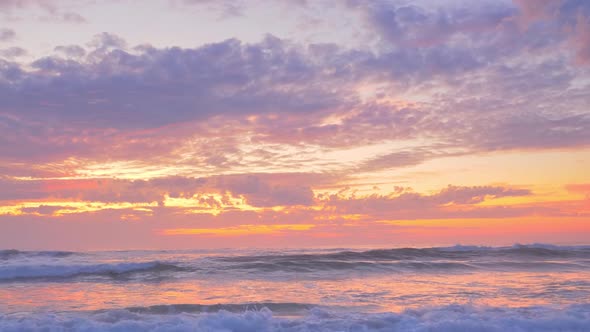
[0,46,25,57]
[54,44,86,57]
[323,185,534,219]
[0,28,15,42]
[0,1,587,176]
[0,173,326,208]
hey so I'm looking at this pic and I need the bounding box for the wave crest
[0,261,184,282]
[0,249,76,260]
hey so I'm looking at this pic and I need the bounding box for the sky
[0,0,589,250]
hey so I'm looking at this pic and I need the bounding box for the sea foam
[0,304,589,332]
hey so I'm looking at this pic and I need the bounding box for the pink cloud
[513,0,562,23]
[572,13,590,64]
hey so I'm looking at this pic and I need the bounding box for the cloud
[39,11,87,24]
[160,224,315,236]
[1,40,588,175]
[1,204,587,249]
[0,177,173,204]
[357,149,438,172]
[0,0,86,24]
[0,173,328,208]
[0,46,25,57]
[513,0,562,23]
[179,0,246,18]
[0,2,588,181]
[357,1,515,48]
[322,185,533,219]
[20,205,75,215]
[60,11,86,23]
[88,32,127,50]
[512,0,590,65]
[54,44,86,57]
[434,185,531,205]
[0,0,587,249]
[566,183,590,198]
[0,0,52,10]
[0,28,15,41]
[0,0,48,12]
[350,0,590,69]
[571,12,590,64]
[469,113,590,151]
[0,176,49,201]
[214,174,315,207]
[0,35,351,132]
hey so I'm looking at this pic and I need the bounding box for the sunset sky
[0,0,589,250]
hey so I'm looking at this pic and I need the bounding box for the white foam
[1,304,589,332]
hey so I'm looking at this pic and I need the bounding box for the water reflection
[1,271,588,314]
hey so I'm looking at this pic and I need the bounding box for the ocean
[0,244,589,331]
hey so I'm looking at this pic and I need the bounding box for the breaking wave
[0,304,588,332]
[124,302,316,315]
[0,261,184,282]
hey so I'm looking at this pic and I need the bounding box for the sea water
[0,244,589,331]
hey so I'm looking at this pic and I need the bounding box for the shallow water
[1,244,589,331]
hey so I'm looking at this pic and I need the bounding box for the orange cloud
[159,224,315,237]
[43,179,100,191]
[566,183,590,195]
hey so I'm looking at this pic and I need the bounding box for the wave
[0,261,185,282]
[2,243,588,261]
[0,249,77,260]
[124,302,316,315]
[210,244,590,274]
[0,304,588,331]
[224,260,478,273]
[1,244,588,281]
[218,243,590,262]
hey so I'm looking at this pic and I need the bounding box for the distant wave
[0,249,77,260]
[223,260,479,273]
[0,304,588,332]
[1,244,588,282]
[0,261,184,282]
[2,243,588,260]
[211,244,590,274]
[219,243,590,261]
